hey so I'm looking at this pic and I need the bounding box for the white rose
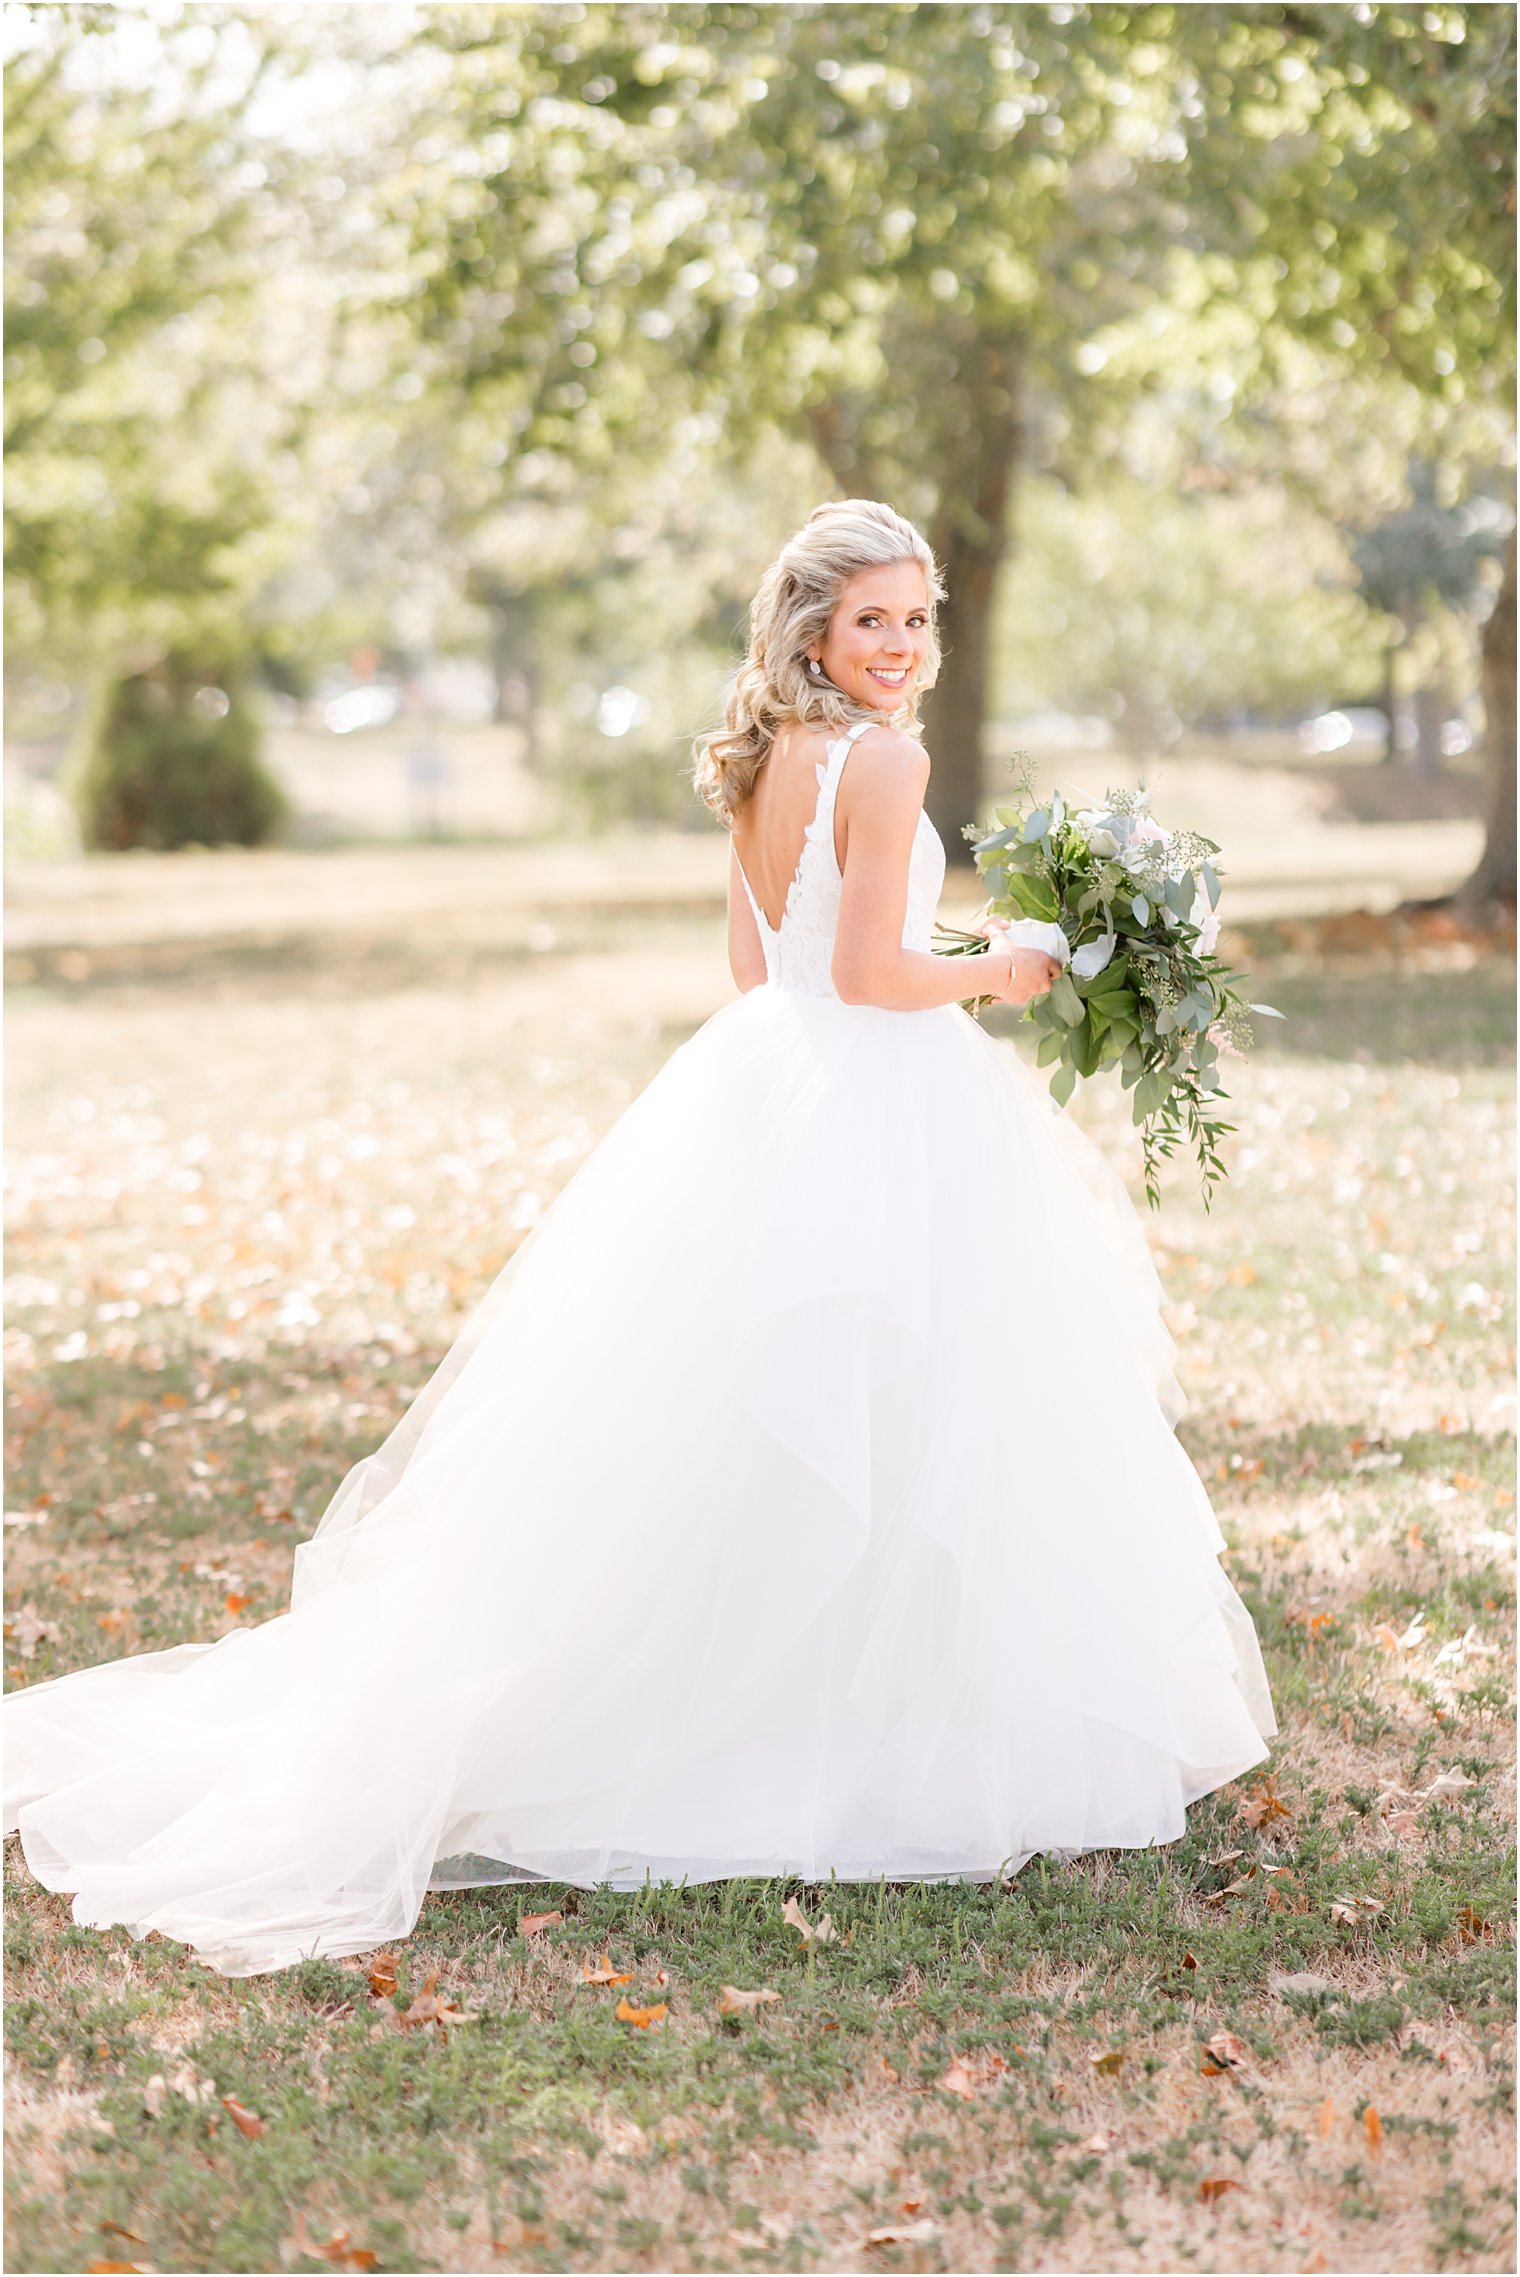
[1189,881,1221,957]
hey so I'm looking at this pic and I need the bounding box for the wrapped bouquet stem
[934,764,1282,1211]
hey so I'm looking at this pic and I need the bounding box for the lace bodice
[734,720,947,999]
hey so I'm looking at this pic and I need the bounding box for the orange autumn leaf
[96,1610,130,1634]
[615,1995,668,2029]
[399,1972,479,2033]
[221,2094,266,2139]
[291,2217,378,2271]
[1090,2050,1125,2076]
[367,1951,398,1999]
[517,1909,563,1938]
[223,1593,251,1615]
[1238,1777,1292,1829]
[1318,2097,1337,2137]
[1198,2177,1242,2203]
[581,1952,635,1987]
[1451,1472,1482,1491]
[311,2234,378,2273]
[1200,2030,1249,2076]
[86,2264,151,2275]
[1364,2106,1384,2157]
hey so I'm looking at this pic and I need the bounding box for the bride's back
[731,723,841,934]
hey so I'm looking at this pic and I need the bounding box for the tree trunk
[1380,642,1398,763]
[921,344,1023,867]
[1412,681,1444,782]
[1462,529,1516,906]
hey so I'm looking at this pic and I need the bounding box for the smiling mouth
[867,667,910,686]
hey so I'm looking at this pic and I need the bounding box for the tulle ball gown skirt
[4,987,1275,1976]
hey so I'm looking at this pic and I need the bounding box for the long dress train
[4,719,1275,1975]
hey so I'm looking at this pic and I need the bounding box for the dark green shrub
[75,650,287,851]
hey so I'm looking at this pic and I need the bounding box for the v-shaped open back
[734,720,871,937]
[732,719,947,1000]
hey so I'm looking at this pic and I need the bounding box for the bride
[4,498,1275,1978]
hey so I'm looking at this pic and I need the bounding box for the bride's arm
[831,730,1016,1011]
[727,842,769,993]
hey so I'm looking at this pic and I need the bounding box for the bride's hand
[1003,948,1062,1006]
[977,921,1062,1007]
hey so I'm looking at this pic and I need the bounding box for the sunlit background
[3,0,1514,906]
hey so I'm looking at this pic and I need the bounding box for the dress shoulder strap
[820,716,876,781]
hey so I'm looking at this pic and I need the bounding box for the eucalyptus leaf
[1048,1062,1077,1108]
[1022,809,1049,843]
[1131,894,1150,926]
[1050,971,1084,1024]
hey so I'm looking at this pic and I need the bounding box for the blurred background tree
[3,0,1513,892]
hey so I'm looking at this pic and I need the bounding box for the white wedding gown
[4,721,1275,1976]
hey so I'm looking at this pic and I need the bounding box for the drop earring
[806,658,824,679]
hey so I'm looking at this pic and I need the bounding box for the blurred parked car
[323,684,401,735]
[1298,706,1389,755]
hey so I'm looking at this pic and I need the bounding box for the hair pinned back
[692,499,945,822]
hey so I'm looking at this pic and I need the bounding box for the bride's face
[809,559,931,710]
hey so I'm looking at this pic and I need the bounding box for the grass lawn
[3,849,1515,2275]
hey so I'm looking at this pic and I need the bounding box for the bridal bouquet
[936,766,1282,1211]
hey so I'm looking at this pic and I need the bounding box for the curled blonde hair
[692,498,946,822]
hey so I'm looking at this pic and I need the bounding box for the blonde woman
[4,500,1274,1977]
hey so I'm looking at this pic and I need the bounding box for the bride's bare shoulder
[846,723,930,792]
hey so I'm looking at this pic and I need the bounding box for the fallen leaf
[223,1593,251,1615]
[1081,2131,1114,2154]
[309,2231,378,2273]
[781,1895,836,1945]
[614,1996,668,2029]
[221,2095,265,2139]
[1329,1894,1386,1927]
[1451,1471,1482,1490]
[99,2227,148,2249]
[398,1972,480,2034]
[3,1604,56,1658]
[367,1952,398,1999]
[1200,2030,1250,2076]
[517,1909,563,1937]
[1198,2176,1243,2203]
[717,1985,781,2014]
[1421,1771,1475,1804]
[1457,1906,1490,1943]
[1089,2049,1125,2076]
[1387,1810,1421,1836]
[1318,2097,1336,2137]
[1364,2106,1383,2157]
[866,2220,941,2249]
[85,2263,154,2275]
[1239,1777,1292,1828]
[581,1953,636,1987]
